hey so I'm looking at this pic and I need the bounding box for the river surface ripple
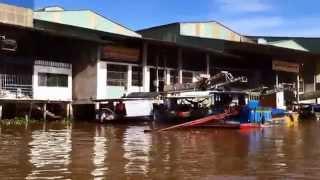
[1,121,320,180]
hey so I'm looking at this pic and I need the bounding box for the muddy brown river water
[0,120,320,180]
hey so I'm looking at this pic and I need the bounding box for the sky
[34,0,320,37]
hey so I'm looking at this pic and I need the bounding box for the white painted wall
[33,64,72,101]
[129,86,144,94]
[300,99,317,104]
[96,61,107,99]
[97,61,146,99]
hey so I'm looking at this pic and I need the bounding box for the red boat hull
[240,123,262,129]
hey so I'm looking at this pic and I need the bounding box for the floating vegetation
[0,117,39,126]
[64,117,73,122]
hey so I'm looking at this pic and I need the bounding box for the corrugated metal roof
[138,21,254,43]
[34,9,141,38]
[249,36,320,54]
[268,40,308,52]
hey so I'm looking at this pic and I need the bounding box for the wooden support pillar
[28,102,33,119]
[25,102,32,124]
[276,73,279,88]
[66,103,70,119]
[69,104,74,120]
[178,48,183,84]
[95,102,100,121]
[25,114,29,123]
[0,104,2,120]
[43,103,47,121]
[66,103,73,120]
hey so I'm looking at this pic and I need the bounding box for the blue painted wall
[0,0,34,9]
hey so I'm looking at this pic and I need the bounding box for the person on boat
[115,100,127,117]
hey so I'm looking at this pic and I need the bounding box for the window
[299,77,304,93]
[170,70,178,84]
[132,66,142,86]
[182,71,193,83]
[38,73,68,87]
[107,64,128,86]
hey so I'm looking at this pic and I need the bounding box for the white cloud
[216,0,272,13]
[219,16,320,37]
[221,16,284,34]
[262,17,320,37]
[209,0,320,37]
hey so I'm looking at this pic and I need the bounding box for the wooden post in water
[28,102,33,120]
[66,103,73,120]
[66,103,70,119]
[95,102,100,121]
[25,114,29,124]
[0,104,2,120]
[69,103,74,120]
[43,103,47,121]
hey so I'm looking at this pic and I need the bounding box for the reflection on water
[26,125,72,180]
[91,126,108,180]
[123,126,152,176]
[1,121,320,179]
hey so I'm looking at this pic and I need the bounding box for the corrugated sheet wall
[0,3,33,27]
[0,0,34,9]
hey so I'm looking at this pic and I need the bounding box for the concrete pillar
[163,55,170,86]
[156,55,160,92]
[178,48,183,84]
[95,102,100,111]
[206,54,210,76]
[276,73,279,88]
[192,72,197,83]
[314,74,317,92]
[43,103,47,121]
[297,74,300,104]
[96,46,107,100]
[142,42,150,92]
[127,65,132,92]
[166,70,171,85]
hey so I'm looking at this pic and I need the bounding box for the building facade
[1,1,320,120]
[139,22,320,105]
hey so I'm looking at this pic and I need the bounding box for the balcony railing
[0,74,33,99]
